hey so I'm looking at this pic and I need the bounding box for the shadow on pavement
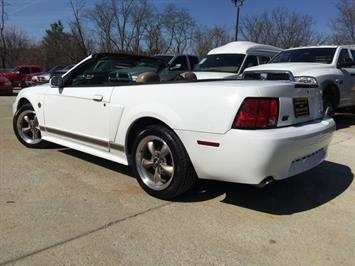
[177,161,353,215]
[334,112,355,130]
[58,148,353,215]
[60,148,134,177]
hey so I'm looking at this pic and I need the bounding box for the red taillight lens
[233,98,279,129]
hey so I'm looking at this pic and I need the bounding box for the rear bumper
[176,118,335,185]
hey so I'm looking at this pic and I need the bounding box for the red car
[0,76,13,95]
[3,65,42,88]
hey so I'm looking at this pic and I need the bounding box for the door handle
[92,94,103,102]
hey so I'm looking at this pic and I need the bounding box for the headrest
[179,72,197,81]
[136,72,160,83]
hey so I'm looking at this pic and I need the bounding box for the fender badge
[38,103,41,108]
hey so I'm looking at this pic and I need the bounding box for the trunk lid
[255,82,324,127]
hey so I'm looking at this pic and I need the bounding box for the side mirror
[337,59,355,69]
[169,64,182,71]
[50,76,64,88]
[15,71,20,75]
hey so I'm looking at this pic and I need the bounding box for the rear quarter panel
[111,80,299,146]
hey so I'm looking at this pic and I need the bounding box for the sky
[7,0,338,41]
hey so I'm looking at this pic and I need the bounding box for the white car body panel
[244,45,355,108]
[44,86,114,149]
[13,55,335,186]
[194,71,238,80]
[176,118,334,183]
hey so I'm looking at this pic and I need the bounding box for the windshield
[270,48,336,64]
[195,54,245,73]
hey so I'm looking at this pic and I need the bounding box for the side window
[351,50,355,60]
[188,56,199,69]
[65,56,158,86]
[351,50,355,68]
[338,49,351,64]
[170,56,188,70]
[350,50,355,61]
[19,67,30,75]
[241,55,258,72]
[66,60,97,86]
[32,67,41,73]
[258,56,270,65]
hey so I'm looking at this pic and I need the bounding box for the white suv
[194,41,283,80]
[244,45,355,113]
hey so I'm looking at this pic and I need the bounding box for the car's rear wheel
[132,125,197,199]
[13,103,48,148]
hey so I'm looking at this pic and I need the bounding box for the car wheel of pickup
[13,103,48,148]
[323,93,336,117]
[132,125,197,199]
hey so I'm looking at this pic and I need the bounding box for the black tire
[323,91,336,117]
[20,81,27,88]
[13,103,49,148]
[132,125,197,199]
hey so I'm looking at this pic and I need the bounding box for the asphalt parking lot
[0,95,355,266]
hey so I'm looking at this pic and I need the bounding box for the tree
[87,0,153,53]
[161,4,196,54]
[42,21,76,67]
[241,8,325,48]
[69,0,91,57]
[5,27,34,66]
[129,0,153,54]
[0,0,7,68]
[330,0,355,44]
[86,0,116,52]
[144,12,167,55]
[193,25,231,58]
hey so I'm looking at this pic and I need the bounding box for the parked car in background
[243,45,355,113]
[0,76,13,95]
[0,68,13,73]
[194,41,283,80]
[50,64,75,77]
[3,65,42,88]
[153,54,199,81]
[12,53,335,199]
[32,65,67,84]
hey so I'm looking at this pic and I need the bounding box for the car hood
[244,63,332,76]
[193,71,239,80]
[20,83,49,93]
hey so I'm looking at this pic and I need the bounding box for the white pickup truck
[244,45,355,113]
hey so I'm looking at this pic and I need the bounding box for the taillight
[233,98,279,129]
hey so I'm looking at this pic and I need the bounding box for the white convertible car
[13,53,335,199]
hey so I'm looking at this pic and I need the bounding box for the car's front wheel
[132,125,197,199]
[13,103,48,148]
